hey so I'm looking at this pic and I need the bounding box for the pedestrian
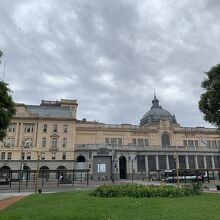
[59,175,63,183]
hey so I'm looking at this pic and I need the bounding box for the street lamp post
[98,160,101,182]
[114,158,119,183]
[174,152,180,188]
[131,158,134,184]
[111,144,115,184]
[35,150,41,193]
[18,142,24,193]
[132,155,138,184]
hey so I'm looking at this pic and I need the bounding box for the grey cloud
[0,0,219,127]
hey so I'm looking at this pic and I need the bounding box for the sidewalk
[0,192,32,201]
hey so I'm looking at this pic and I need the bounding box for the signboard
[97,163,106,173]
[97,148,108,155]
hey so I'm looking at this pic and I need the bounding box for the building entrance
[93,156,112,180]
[119,156,127,179]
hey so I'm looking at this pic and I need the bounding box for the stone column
[203,155,207,169]
[194,155,198,169]
[16,123,24,160]
[211,156,215,169]
[185,155,189,169]
[166,155,169,170]
[33,122,39,148]
[155,155,159,170]
[19,123,24,147]
[145,155,149,178]
[133,156,138,173]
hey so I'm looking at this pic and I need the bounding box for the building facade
[0,96,220,180]
[0,99,78,173]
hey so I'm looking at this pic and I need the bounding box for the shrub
[91,184,200,198]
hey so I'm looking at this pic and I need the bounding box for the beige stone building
[0,99,77,172]
[0,96,220,181]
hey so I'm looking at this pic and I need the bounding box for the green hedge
[91,183,200,198]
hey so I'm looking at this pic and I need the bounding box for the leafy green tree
[0,81,16,141]
[199,64,220,128]
[0,50,16,141]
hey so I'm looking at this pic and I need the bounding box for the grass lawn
[0,191,220,220]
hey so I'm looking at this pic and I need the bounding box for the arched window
[0,166,10,170]
[161,132,170,146]
[0,166,10,178]
[76,155,85,162]
[22,166,30,180]
[75,156,86,173]
[39,166,49,171]
[56,166,67,179]
[57,166,66,170]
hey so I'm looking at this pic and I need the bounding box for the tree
[199,64,220,128]
[0,50,2,63]
[0,50,16,141]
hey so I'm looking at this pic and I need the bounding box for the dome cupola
[140,95,177,126]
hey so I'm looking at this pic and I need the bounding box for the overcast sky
[0,0,220,127]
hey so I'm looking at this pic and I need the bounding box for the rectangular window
[144,139,149,146]
[207,140,211,147]
[51,152,56,160]
[188,140,194,147]
[118,138,122,146]
[3,137,14,147]
[23,138,33,148]
[194,140,198,146]
[42,138,46,148]
[43,124,47,133]
[63,125,68,133]
[62,152,66,160]
[212,141,217,148]
[63,138,67,147]
[218,141,220,147]
[137,155,146,172]
[137,139,144,147]
[111,138,117,146]
[27,152,31,160]
[53,124,58,133]
[7,152,12,160]
[105,137,123,145]
[183,140,187,146]
[1,152,5,160]
[24,123,34,133]
[51,138,58,148]
[132,138,136,145]
[7,124,16,132]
